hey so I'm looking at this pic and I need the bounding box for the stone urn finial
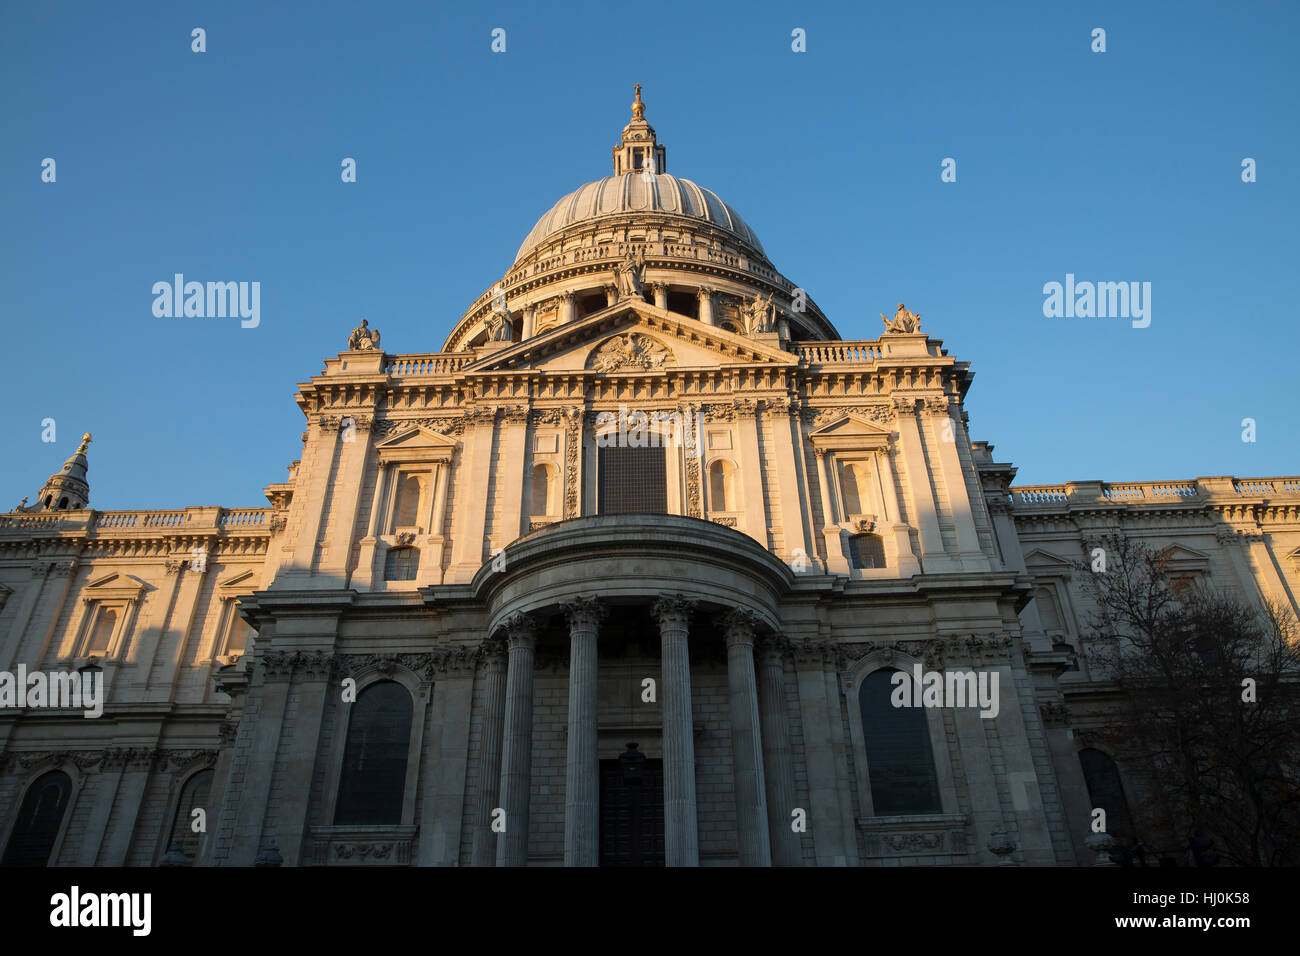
[254,839,284,867]
[159,842,191,867]
[987,826,1017,865]
[1085,832,1118,866]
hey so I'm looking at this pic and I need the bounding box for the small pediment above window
[83,572,148,601]
[809,414,893,451]
[1023,549,1074,574]
[375,425,460,464]
[217,569,258,594]
[1158,544,1211,574]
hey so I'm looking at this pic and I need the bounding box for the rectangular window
[86,606,118,654]
[598,445,667,515]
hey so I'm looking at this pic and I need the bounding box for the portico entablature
[470,514,791,635]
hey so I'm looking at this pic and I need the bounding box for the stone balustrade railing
[1010,486,1070,505]
[792,341,884,365]
[1233,477,1300,496]
[384,353,474,377]
[218,508,268,527]
[1010,476,1300,508]
[0,507,272,533]
[1101,482,1200,501]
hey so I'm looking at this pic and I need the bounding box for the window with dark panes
[848,533,886,570]
[1078,748,1133,839]
[395,475,422,528]
[334,681,413,826]
[2,771,72,866]
[384,546,419,581]
[164,769,213,864]
[598,444,667,514]
[860,669,941,815]
[87,607,117,654]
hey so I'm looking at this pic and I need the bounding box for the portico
[469,514,791,866]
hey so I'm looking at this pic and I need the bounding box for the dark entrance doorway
[599,745,665,867]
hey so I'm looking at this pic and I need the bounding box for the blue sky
[1,0,1296,509]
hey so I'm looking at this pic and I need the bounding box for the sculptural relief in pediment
[584,332,675,372]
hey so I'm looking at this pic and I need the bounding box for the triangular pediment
[87,571,146,590]
[1160,544,1209,569]
[809,413,894,450]
[84,572,149,598]
[1023,549,1075,572]
[460,301,799,375]
[375,425,461,450]
[218,569,257,590]
[810,414,893,440]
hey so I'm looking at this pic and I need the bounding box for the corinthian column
[472,636,508,866]
[722,609,772,866]
[652,596,699,866]
[496,613,538,867]
[757,635,802,866]
[563,596,606,866]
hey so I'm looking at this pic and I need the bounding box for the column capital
[755,633,790,664]
[721,608,760,648]
[478,635,509,670]
[563,596,608,632]
[652,596,696,630]
[790,639,833,668]
[500,611,539,649]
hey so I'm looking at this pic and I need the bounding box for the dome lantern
[612,83,666,177]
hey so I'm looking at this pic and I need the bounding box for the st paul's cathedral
[1,88,1297,867]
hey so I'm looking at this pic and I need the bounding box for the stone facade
[1,91,1297,867]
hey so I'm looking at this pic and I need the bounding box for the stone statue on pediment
[486,309,514,342]
[615,246,646,299]
[348,318,381,350]
[881,303,922,334]
[740,292,774,334]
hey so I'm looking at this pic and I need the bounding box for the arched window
[1078,748,1133,840]
[58,497,68,509]
[384,546,419,581]
[848,533,886,570]
[163,769,213,865]
[87,608,118,655]
[859,669,941,815]
[395,475,422,528]
[840,462,868,516]
[1035,586,1062,631]
[531,464,554,517]
[707,459,735,512]
[2,771,73,866]
[334,682,413,826]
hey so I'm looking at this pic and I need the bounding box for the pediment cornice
[457,301,799,375]
[374,424,461,462]
[808,412,895,452]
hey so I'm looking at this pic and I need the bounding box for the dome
[513,173,767,266]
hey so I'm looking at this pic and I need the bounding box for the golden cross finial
[631,83,645,120]
[77,432,92,454]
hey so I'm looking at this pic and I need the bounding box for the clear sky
[2,0,1296,510]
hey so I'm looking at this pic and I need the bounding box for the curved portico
[468,515,792,867]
